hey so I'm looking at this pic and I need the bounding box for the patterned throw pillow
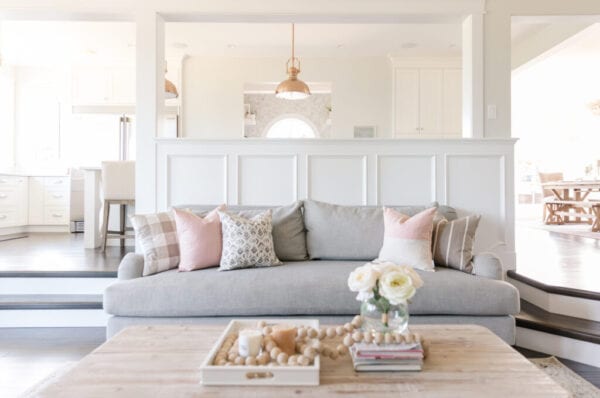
[432,214,481,273]
[377,207,437,272]
[218,210,282,271]
[131,211,179,276]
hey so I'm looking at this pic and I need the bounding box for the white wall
[182,56,392,139]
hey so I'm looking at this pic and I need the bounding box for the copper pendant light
[275,23,311,100]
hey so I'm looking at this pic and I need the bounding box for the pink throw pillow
[174,206,225,272]
[377,207,437,272]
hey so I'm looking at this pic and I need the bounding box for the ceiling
[0,21,463,66]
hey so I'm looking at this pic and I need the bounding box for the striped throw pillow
[131,211,180,276]
[432,214,481,273]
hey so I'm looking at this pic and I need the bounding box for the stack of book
[350,340,424,372]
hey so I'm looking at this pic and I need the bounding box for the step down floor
[0,294,103,310]
[517,300,600,345]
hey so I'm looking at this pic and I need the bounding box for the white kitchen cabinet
[72,67,135,105]
[392,59,462,138]
[418,69,443,136]
[28,176,69,226]
[0,175,29,227]
[393,69,420,135]
[442,69,462,136]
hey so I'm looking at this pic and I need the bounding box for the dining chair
[538,171,564,222]
[101,161,135,252]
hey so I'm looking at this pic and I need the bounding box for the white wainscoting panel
[377,155,436,205]
[307,155,367,205]
[167,155,227,207]
[155,138,516,269]
[238,155,297,205]
[445,154,505,254]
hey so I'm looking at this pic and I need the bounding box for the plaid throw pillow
[131,211,180,276]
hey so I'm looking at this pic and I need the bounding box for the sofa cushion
[303,200,453,261]
[104,261,519,318]
[181,201,308,261]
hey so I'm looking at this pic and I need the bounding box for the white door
[418,69,443,136]
[394,69,420,136]
[442,69,462,136]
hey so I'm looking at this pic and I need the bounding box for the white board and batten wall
[156,138,516,270]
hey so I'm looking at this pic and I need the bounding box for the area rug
[530,356,600,398]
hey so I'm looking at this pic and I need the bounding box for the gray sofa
[104,200,519,343]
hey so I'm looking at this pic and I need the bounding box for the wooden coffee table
[36,324,568,397]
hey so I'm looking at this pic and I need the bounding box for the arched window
[265,115,317,138]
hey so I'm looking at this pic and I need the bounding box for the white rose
[347,264,378,293]
[400,265,424,289]
[378,270,417,305]
[373,262,424,289]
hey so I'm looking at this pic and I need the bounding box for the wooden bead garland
[212,317,425,367]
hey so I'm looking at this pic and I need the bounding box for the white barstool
[101,161,135,251]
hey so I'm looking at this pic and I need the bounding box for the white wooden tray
[200,319,320,386]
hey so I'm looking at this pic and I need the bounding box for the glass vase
[360,300,409,334]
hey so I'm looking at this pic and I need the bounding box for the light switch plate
[487,105,497,120]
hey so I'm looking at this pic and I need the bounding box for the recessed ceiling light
[401,42,418,49]
[85,49,97,55]
[227,44,237,49]
[172,42,188,49]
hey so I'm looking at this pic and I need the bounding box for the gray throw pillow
[218,210,282,271]
[303,200,434,261]
[181,201,308,261]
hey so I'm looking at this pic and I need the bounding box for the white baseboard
[0,225,70,235]
[0,309,108,327]
[509,278,600,322]
[516,327,600,368]
[0,278,115,295]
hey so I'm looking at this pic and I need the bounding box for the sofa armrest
[117,253,145,280]
[472,253,503,280]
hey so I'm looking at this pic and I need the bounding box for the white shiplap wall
[156,138,516,269]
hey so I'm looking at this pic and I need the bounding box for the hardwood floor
[0,327,105,398]
[0,233,132,274]
[515,224,600,293]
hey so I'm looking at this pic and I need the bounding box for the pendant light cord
[291,23,295,62]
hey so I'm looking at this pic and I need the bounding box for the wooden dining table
[541,180,600,230]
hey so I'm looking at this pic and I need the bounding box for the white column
[483,9,511,138]
[135,10,165,214]
[462,14,484,138]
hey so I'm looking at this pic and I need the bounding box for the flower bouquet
[347,262,423,333]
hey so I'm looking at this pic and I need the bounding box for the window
[265,116,317,138]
